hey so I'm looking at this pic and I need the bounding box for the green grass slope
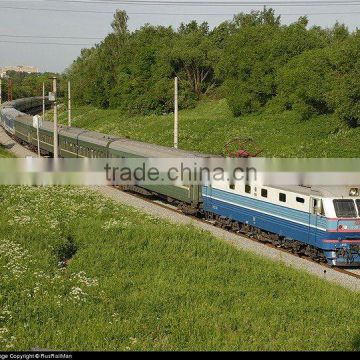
[51,99,360,157]
[1,185,360,351]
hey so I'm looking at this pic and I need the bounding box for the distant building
[0,65,39,78]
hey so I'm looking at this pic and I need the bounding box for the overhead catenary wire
[0,40,94,46]
[40,0,360,6]
[1,4,360,16]
[0,0,358,47]
[0,34,103,41]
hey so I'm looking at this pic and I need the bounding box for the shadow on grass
[352,334,360,351]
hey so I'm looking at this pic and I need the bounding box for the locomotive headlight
[349,188,359,196]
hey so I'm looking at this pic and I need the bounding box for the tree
[109,24,178,113]
[0,71,61,101]
[111,9,129,36]
[170,21,219,99]
[232,7,281,28]
[276,48,333,120]
[327,33,360,127]
[217,13,281,115]
[66,7,358,125]
[217,10,326,116]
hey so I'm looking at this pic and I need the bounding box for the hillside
[50,99,359,157]
[1,185,360,351]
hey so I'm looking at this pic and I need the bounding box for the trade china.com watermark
[1,157,360,186]
[104,161,257,185]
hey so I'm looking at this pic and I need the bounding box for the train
[1,97,360,267]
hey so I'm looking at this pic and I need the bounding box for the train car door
[309,197,323,245]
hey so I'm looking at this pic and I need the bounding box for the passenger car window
[229,184,235,190]
[279,193,286,202]
[245,185,251,194]
[296,197,305,204]
[261,189,268,198]
[333,199,357,218]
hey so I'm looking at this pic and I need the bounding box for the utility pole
[8,79,13,102]
[174,76,179,149]
[68,80,72,127]
[34,115,41,158]
[42,82,45,121]
[37,119,41,157]
[0,78,2,105]
[50,77,58,159]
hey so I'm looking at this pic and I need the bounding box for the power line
[0,40,94,46]
[1,4,359,16]
[0,34,103,40]
[0,5,113,14]
[41,0,360,6]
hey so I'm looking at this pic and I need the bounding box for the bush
[225,80,262,116]
[326,34,360,127]
[275,48,333,120]
[217,12,327,118]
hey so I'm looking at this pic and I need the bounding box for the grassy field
[0,145,14,158]
[50,99,360,157]
[0,185,360,351]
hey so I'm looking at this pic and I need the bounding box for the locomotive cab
[321,188,360,266]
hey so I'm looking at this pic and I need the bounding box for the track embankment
[1,125,359,292]
[0,127,35,157]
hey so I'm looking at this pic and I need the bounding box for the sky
[0,0,359,73]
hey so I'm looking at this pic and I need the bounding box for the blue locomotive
[203,183,360,266]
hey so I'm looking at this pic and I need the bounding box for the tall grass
[49,99,360,157]
[1,185,360,351]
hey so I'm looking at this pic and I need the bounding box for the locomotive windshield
[333,199,358,218]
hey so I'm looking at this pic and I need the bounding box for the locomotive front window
[333,199,357,218]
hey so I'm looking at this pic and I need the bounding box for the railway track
[1,125,360,290]
[342,268,360,279]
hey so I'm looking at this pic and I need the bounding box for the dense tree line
[0,71,62,102]
[67,8,360,127]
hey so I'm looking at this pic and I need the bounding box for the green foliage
[108,24,178,114]
[171,21,219,99]
[111,9,129,36]
[67,11,223,114]
[275,48,333,120]
[1,185,360,350]
[0,72,61,101]
[326,32,360,127]
[218,10,326,116]
[66,7,360,127]
[275,30,360,125]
